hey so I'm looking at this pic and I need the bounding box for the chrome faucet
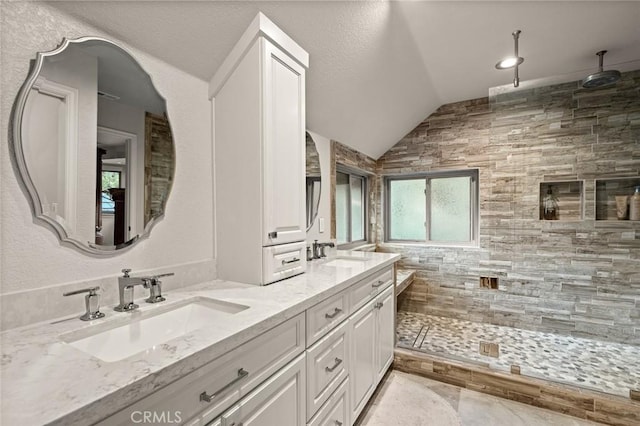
[115,269,174,312]
[63,287,106,321]
[312,240,335,259]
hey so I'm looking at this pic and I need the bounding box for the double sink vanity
[3,8,401,426]
[1,251,399,425]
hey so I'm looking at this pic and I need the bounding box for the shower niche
[539,181,584,221]
[595,177,640,221]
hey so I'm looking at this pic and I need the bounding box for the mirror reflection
[14,37,175,253]
[305,132,321,231]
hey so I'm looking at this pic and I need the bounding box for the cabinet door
[219,353,306,426]
[349,299,376,424]
[262,38,306,246]
[376,285,395,381]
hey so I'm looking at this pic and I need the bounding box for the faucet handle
[145,274,173,304]
[63,287,105,321]
[63,286,101,297]
[121,268,132,277]
[153,272,175,280]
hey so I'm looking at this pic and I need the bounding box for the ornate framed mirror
[10,37,175,255]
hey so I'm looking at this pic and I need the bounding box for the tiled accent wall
[377,70,640,344]
[330,140,378,240]
[306,132,321,177]
[145,112,175,223]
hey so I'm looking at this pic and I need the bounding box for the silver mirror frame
[9,36,175,255]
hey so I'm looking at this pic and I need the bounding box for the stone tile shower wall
[377,70,640,345]
[330,140,378,240]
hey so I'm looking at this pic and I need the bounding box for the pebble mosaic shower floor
[396,311,640,398]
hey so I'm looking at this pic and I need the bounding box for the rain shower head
[582,50,621,88]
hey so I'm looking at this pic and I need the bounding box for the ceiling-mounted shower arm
[512,30,521,59]
[512,30,522,87]
[596,50,606,72]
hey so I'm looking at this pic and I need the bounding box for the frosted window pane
[351,177,364,241]
[390,179,426,240]
[430,176,471,241]
[336,172,349,244]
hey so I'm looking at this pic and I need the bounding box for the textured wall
[1,2,215,329]
[378,71,640,344]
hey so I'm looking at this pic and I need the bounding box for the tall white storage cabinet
[210,13,309,285]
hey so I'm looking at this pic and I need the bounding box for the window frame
[336,165,368,249]
[384,169,479,247]
[101,170,122,215]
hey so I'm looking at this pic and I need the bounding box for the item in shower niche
[630,187,640,221]
[615,195,629,220]
[542,187,559,220]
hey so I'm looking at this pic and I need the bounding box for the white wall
[98,97,146,236]
[305,131,332,245]
[39,48,99,241]
[0,2,215,330]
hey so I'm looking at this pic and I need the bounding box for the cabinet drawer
[306,321,349,420]
[308,377,349,426]
[306,289,349,345]
[262,241,307,285]
[349,266,393,313]
[97,313,305,426]
[216,352,306,426]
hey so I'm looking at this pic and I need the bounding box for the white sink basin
[61,298,248,362]
[322,256,368,268]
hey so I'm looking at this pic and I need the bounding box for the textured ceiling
[48,1,640,159]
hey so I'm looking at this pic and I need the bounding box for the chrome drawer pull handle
[372,280,385,288]
[325,357,343,373]
[199,368,249,403]
[281,257,300,265]
[325,307,342,319]
[375,302,384,309]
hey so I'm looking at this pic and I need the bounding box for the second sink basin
[61,297,249,362]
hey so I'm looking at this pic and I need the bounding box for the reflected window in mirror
[101,171,121,214]
[11,37,175,254]
[336,166,367,247]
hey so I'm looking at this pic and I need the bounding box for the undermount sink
[322,256,368,268]
[61,297,249,362]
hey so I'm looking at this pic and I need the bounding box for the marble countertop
[0,251,399,426]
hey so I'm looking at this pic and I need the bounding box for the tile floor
[396,311,640,397]
[357,370,603,426]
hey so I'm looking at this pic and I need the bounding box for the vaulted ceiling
[48,1,640,159]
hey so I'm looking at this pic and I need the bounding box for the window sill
[337,241,371,251]
[380,241,481,250]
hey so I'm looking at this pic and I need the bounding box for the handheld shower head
[582,50,621,88]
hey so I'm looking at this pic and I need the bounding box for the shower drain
[479,341,500,358]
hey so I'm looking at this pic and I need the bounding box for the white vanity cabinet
[93,262,395,426]
[349,275,394,424]
[211,12,309,285]
[305,265,395,426]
